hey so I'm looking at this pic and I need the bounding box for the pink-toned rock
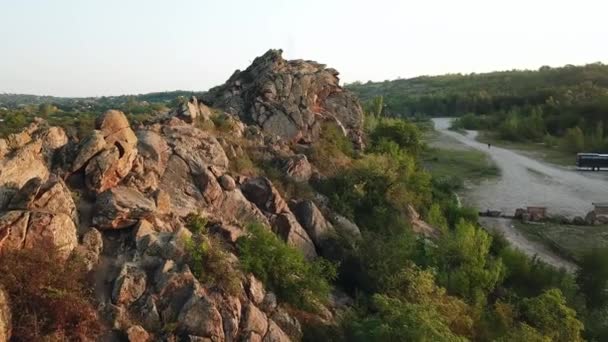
[93,186,156,229]
[126,325,150,342]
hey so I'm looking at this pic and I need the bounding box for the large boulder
[0,177,78,259]
[283,154,312,182]
[93,186,156,229]
[0,287,10,342]
[292,200,335,251]
[81,110,138,193]
[203,49,364,147]
[0,210,77,260]
[241,177,316,258]
[174,96,212,123]
[7,176,76,219]
[112,263,147,306]
[177,293,225,340]
[0,121,66,208]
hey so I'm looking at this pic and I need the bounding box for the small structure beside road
[514,206,547,222]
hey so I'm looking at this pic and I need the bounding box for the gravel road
[433,117,608,217]
[431,117,608,271]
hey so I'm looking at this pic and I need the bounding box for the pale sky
[1,0,607,97]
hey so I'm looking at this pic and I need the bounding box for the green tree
[38,103,58,117]
[562,126,585,152]
[371,95,384,117]
[521,288,584,342]
[370,119,423,156]
[344,294,466,342]
[576,247,608,310]
[236,223,336,311]
[435,219,505,305]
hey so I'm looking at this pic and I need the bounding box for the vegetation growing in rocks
[237,223,337,311]
[0,249,103,341]
[185,235,242,296]
[184,214,242,295]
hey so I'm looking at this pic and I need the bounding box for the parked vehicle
[576,153,608,171]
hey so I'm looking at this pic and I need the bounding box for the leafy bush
[370,119,423,156]
[0,249,103,340]
[343,294,466,342]
[185,235,242,296]
[186,213,208,234]
[237,223,337,310]
[521,289,584,342]
[434,219,505,305]
[309,122,354,175]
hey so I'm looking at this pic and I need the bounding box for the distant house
[526,206,547,220]
[592,203,608,216]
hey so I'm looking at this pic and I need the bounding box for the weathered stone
[260,293,278,313]
[159,155,203,217]
[407,204,440,238]
[263,320,291,342]
[112,263,147,306]
[0,287,10,342]
[203,49,364,147]
[247,274,266,305]
[23,212,77,260]
[270,308,302,341]
[96,109,131,137]
[0,211,29,252]
[241,177,316,257]
[329,213,361,238]
[79,228,103,270]
[242,303,268,336]
[273,213,317,259]
[93,186,156,229]
[292,200,334,250]
[163,124,229,173]
[71,130,107,172]
[284,154,312,182]
[126,325,150,342]
[84,110,138,193]
[131,130,171,190]
[218,190,269,226]
[8,177,76,219]
[0,141,50,202]
[178,293,224,340]
[197,168,223,205]
[241,177,289,214]
[219,174,237,191]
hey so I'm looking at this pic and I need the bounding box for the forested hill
[347,62,608,118]
[0,90,202,109]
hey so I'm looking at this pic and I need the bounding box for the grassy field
[514,221,608,262]
[476,132,575,167]
[422,131,500,185]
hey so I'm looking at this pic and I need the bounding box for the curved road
[433,118,608,217]
[432,118,608,271]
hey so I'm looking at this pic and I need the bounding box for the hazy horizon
[1,0,607,97]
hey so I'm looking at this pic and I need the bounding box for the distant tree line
[349,63,608,153]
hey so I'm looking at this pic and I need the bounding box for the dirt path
[479,217,577,271]
[433,118,608,217]
[430,118,608,271]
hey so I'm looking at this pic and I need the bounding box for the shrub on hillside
[0,249,103,341]
[309,122,354,175]
[236,223,337,311]
[370,119,423,156]
[185,235,242,296]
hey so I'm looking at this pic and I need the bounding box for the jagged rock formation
[0,287,9,342]
[203,49,364,147]
[0,51,424,341]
